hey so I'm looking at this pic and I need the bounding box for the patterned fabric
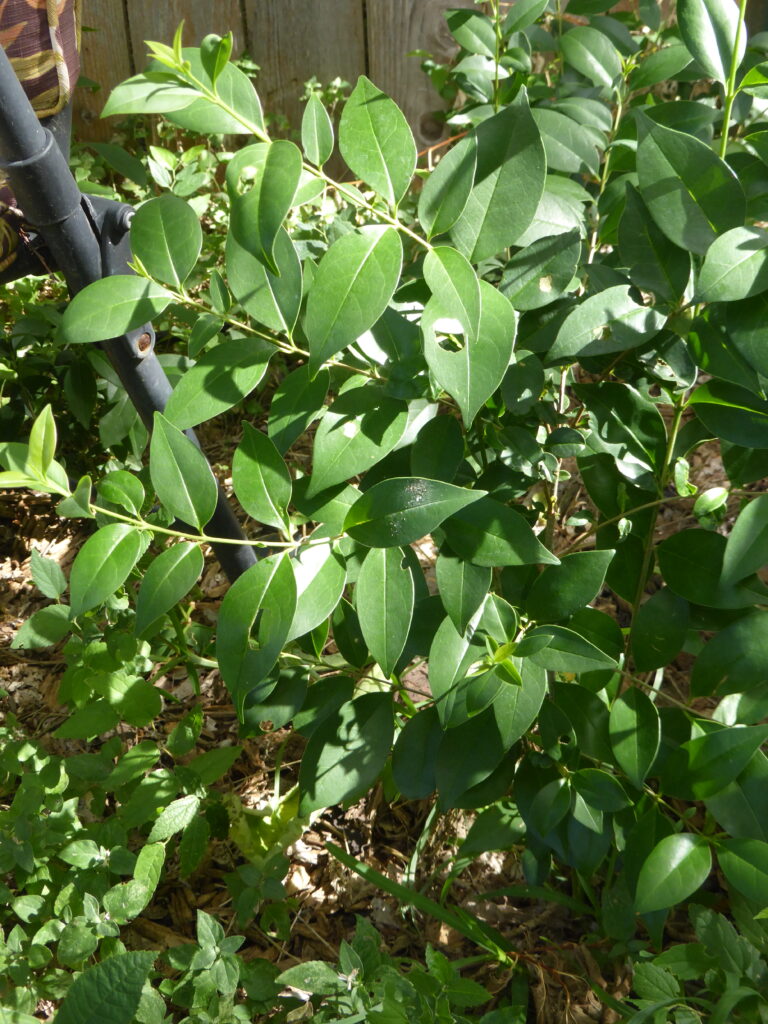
[0,0,82,271]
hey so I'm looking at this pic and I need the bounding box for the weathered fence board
[75,1,466,145]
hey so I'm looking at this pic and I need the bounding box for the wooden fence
[75,0,475,149]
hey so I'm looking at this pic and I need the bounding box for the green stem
[719,0,749,159]
[491,0,502,113]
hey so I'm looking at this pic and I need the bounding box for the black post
[0,47,256,581]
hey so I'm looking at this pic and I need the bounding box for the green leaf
[227,223,303,335]
[339,76,416,205]
[504,0,548,32]
[526,550,614,623]
[299,692,394,813]
[102,74,200,117]
[302,92,334,166]
[424,281,517,427]
[70,525,145,617]
[609,688,660,789]
[277,961,345,996]
[441,497,558,567]
[547,285,666,362]
[411,415,465,483]
[690,380,768,449]
[130,195,202,288]
[308,384,408,496]
[661,725,768,800]
[436,552,491,635]
[636,114,745,256]
[179,815,210,878]
[57,474,94,520]
[573,768,630,812]
[520,625,617,673]
[216,554,297,716]
[560,26,622,89]
[500,229,581,311]
[30,548,67,599]
[392,706,443,799]
[658,528,768,608]
[723,493,768,583]
[54,951,156,1024]
[629,41,693,89]
[59,839,103,869]
[200,32,233,85]
[618,184,691,303]
[344,478,485,548]
[677,0,745,85]
[451,97,546,262]
[11,604,72,650]
[26,404,56,479]
[696,226,768,302]
[718,838,768,908]
[635,834,712,913]
[287,536,347,642]
[150,413,218,530]
[631,588,689,671]
[164,339,272,429]
[135,543,203,636]
[268,366,329,455]
[148,794,201,842]
[61,277,173,344]
[304,227,403,373]
[418,134,478,239]
[98,470,145,516]
[165,51,265,135]
[531,108,601,177]
[445,8,497,56]
[356,546,415,676]
[232,424,291,531]
[424,245,481,338]
[229,141,302,274]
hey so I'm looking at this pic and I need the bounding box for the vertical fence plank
[366,0,474,152]
[75,0,132,141]
[244,0,365,134]
[127,1,246,71]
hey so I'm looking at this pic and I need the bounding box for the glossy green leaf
[718,838,768,904]
[165,52,265,135]
[428,615,482,726]
[150,414,218,530]
[70,525,145,617]
[631,588,689,671]
[356,546,415,676]
[302,92,334,166]
[504,0,548,32]
[268,365,329,455]
[98,470,145,516]
[308,384,408,496]
[436,552,491,635]
[618,184,691,302]
[229,141,302,274]
[521,625,618,673]
[677,0,745,85]
[500,230,580,311]
[226,223,303,335]
[635,834,712,913]
[661,725,768,800]
[560,26,622,89]
[636,114,745,255]
[102,74,199,117]
[304,227,403,373]
[445,8,497,56]
[55,951,156,1024]
[30,548,67,599]
[130,195,201,287]
[423,245,481,338]
[723,493,768,583]
[344,478,485,548]
[451,98,546,262]
[26,404,56,479]
[658,528,768,609]
[526,550,614,623]
[629,42,693,89]
[418,134,478,238]
[690,381,768,449]
[232,423,291,531]
[216,554,297,716]
[531,108,601,176]
[609,688,660,789]
[135,542,203,636]
[61,277,173,345]
[299,692,394,813]
[526,778,571,836]
[287,536,347,642]
[424,281,517,427]
[696,225,768,302]
[573,768,630,812]
[11,604,72,649]
[548,285,666,362]
[339,76,416,205]
[164,339,272,429]
[442,497,558,567]
[392,706,442,799]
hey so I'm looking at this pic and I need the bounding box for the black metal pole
[0,46,256,580]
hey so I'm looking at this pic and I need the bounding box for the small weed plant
[3,1,768,1021]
